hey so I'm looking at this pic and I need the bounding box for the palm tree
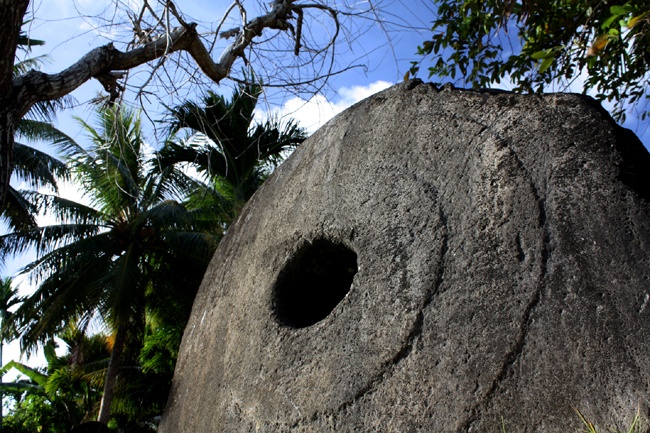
[158,81,307,209]
[3,26,73,231]
[0,277,22,430]
[0,277,21,366]
[0,327,111,432]
[0,106,222,425]
[5,122,71,231]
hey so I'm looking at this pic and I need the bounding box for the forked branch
[12,0,336,118]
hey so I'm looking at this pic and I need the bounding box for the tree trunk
[97,323,128,425]
[0,108,16,210]
[0,0,29,90]
[0,0,27,210]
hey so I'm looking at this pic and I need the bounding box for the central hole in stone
[272,238,358,328]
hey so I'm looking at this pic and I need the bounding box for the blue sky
[19,0,650,144]
[20,0,435,137]
[5,0,650,373]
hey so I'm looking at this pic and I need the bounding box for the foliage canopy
[160,81,306,205]
[411,0,650,121]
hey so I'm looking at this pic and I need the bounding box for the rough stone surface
[159,80,650,432]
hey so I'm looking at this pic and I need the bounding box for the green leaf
[539,57,554,73]
[610,4,633,16]
[43,340,57,366]
[1,360,48,386]
[531,49,553,60]
[421,40,434,54]
[601,14,619,29]
[0,381,43,392]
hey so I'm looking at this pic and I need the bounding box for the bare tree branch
[12,0,308,118]
[1,0,306,206]
[2,0,425,206]
[294,8,303,55]
[13,25,191,118]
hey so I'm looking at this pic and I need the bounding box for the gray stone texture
[159,80,650,432]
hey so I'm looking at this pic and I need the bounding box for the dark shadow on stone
[272,238,357,328]
[614,125,650,203]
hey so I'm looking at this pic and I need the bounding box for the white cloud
[258,80,393,134]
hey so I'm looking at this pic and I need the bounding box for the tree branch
[13,0,300,118]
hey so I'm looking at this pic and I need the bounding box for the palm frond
[165,94,226,140]
[140,163,190,206]
[20,231,114,277]
[16,28,45,52]
[103,244,144,327]
[250,117,307,165]
[13,55,48,76]
[226,83,262,147]
[2,186,38,231]
[15,248,115,354]
[171,190,235,233]
[13,142,68,190]
[0,380,43,393]
[82,150,142,218]
[154,138,228,179]
[164,82,260,149]
[17,119,73,146]
[72,108,146,218]
[50,120,91,162]
[0,222,107,262]
[0,277,22,310]
[23,191,105,225]
[139,326,183,373]
[161,80,304,204]
[162,231,220,263]
[133,200,191,230]
[23,95,77,122]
